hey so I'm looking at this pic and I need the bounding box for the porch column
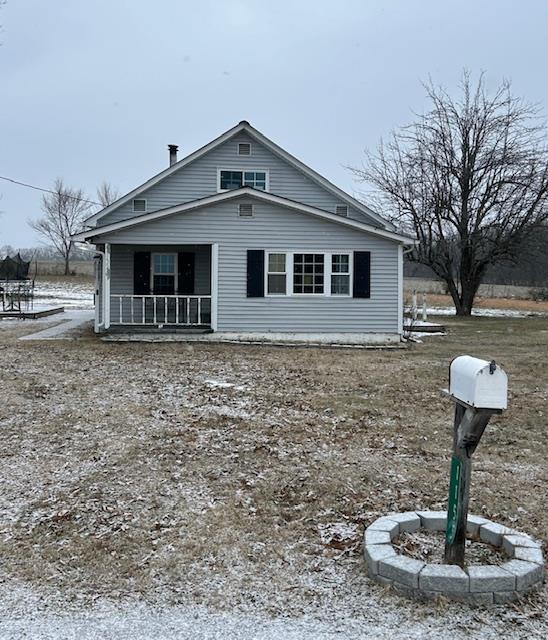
[211,243,219,331]
[104,242,111,330]
[397,244,403,336]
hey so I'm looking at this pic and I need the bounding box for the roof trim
[83,121,392,229]
[73,188,416,245]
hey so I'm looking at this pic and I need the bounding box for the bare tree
[351,72,548,315]
[29,178,92,275]
[96,181,119,208]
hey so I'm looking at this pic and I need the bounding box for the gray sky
[1,0,548,247]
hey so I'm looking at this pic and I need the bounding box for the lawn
[0,315,546,638]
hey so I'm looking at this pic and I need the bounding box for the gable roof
[83,121,394,230]
[73,188,416,245]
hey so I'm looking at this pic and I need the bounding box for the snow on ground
[426,306,539,318]
[33,279,94,309]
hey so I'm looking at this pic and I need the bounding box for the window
[238,142,251,155]
[335,204,348,216]
[264,252,352,296]
[267,253,286,294]
[152,253,176,294]
[243,171,266,189]
[293,253,324,294]
[133,198,147,212]
[239,203,254,217]
[219,170,267,191]
[331,254,350,294]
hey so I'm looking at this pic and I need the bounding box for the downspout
[75,241,108,331]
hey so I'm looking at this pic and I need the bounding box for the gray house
[74,121,415,341]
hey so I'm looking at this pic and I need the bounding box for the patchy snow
[426,306,541,318]
[33,280,94,309]
[204,379,247,391]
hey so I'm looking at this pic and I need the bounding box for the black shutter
[178,252,195,294]
[353,251,371,298]
[247,249,264,297]
[134,251,151,294]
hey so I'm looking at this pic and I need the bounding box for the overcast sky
[1,0,548,247]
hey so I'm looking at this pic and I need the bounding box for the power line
[0,175,102,206]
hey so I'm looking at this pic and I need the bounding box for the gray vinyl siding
[100,200,400,333]
[99,132,376,227]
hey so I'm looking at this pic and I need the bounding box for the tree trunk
[64,254,70,276]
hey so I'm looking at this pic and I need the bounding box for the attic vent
[133,199,147,213]
[335,204,348,217]
[239,203,254,217]
[238,142,251,156]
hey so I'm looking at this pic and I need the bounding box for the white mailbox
[449,356,507,410]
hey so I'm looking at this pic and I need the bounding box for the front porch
[110,294,212,328]
[96,243,218,332]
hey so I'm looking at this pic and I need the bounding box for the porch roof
[72,188,417,245]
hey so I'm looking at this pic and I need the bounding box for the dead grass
[0,315,546,632]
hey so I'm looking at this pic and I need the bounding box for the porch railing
[110,295,211,326]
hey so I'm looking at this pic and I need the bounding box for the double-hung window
[331,254,350,295]
[152,253,176,294]
[219,170,267,191]
[267,253,287,294]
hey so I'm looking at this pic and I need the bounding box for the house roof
[73,188,416,245]
[83,120,394,230]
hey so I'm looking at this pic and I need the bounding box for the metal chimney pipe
[168,144,178,166]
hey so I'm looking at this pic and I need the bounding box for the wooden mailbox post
[443,356,508,567]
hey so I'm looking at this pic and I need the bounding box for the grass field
[0,314,546,637]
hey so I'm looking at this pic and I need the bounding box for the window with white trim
[267,253,287,294]
[264,252,352,297]
[293,253,324,294]
[152,253,176,294]
[331,254,350,294]
[133,198,147,212]
[219,170,267,191]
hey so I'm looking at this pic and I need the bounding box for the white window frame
[330,253,352,296]
[264,251,353,297]
[217,168,270,193]
[237,142,252,156]
[132,198,147,213]
[150,252,178,294]
[265,252,287,295]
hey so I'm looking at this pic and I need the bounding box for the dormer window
[238,142,251,156]
[335,204,348,216]
[133,198,147,212]
[219,169,268,191]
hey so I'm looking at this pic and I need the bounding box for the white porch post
[211,243,219,331]
[93,254,101,332]
[104,242,111,330]
[397,244,403,336]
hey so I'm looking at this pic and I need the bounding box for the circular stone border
[364,511,544,605]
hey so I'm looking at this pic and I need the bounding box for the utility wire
[0,175,102,206]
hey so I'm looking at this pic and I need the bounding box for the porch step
[106,325,212,335]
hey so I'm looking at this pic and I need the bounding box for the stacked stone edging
[364,511,544,605]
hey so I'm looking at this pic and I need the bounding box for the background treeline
[405,226,548,287]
